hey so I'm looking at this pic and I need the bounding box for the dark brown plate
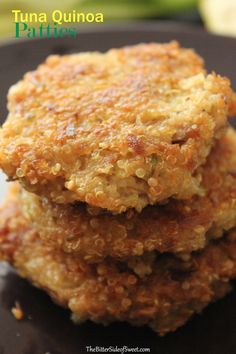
[0,22,236,354]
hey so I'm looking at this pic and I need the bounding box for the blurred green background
[0,0,236,38]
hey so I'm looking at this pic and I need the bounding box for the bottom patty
[1,186,236,335]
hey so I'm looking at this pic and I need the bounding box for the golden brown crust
[1,191,236,335]
[21,128,236,262]
[0,42,236,212]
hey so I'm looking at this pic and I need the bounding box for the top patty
[0,42,236,212]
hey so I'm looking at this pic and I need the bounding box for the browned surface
[1,190,236,335]
[0,42,236,212]
[20,128,236,262]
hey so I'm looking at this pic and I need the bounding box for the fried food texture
[0,42,236,212]
[1,189,236,335]
[20,128,236,262]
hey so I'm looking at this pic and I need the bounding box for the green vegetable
[0,0,197,37]
[76,0,197,19]
[150,155,158,168]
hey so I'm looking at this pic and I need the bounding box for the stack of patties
[0,42,236,335]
